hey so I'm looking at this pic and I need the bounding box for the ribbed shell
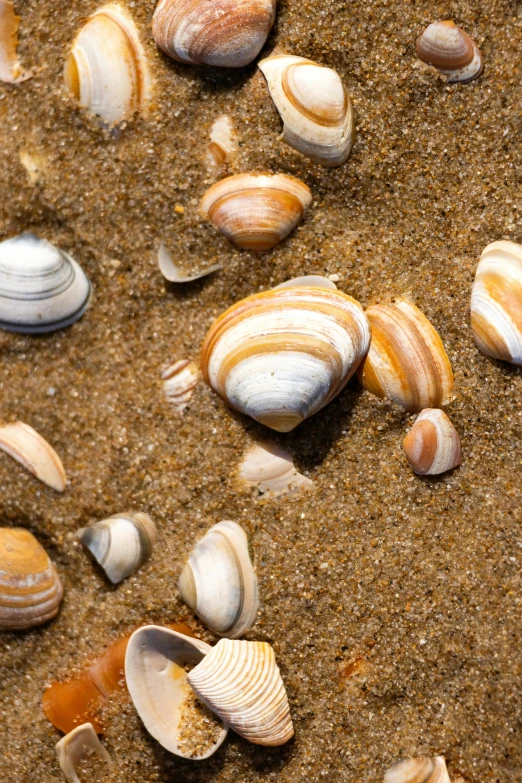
[384,756,451,783]
[0,528,63,630]
[403,408,461,476]
[201,286,370,432]
[152,0,276,67]
[357,299,454,412]
[470,240,522,365]
[200,173,312,251]
[187,639,294,746]
[416,21,483,84]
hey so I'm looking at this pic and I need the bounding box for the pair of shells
[0,528,63,630]
[403,409,461,476]
[125,626,293,759]
[384,756,450,783]
[416,21,483,84]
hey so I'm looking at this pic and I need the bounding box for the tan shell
[187,638,294,746]
[200,173,312,251]
[0,0,31,83]
[0,421,66,491]
[209,115,237,167]
[0,527,63,630]
[56,723,111,783]
[357,299,454,412]
[162,359,200,412]
[384,756,451,783]
[403,408,461,476]
[416,21,483,84]
[239,441,314,495]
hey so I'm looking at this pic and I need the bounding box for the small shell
[162,360,200,412]
[56,723,111,783]
[200,173,312,251]
[470,240,522,365]
[201,286,370,432]
[64,3,151,127]
[187,638,294,746]
[259,54,354,167]
[0,234,92,334]
[125,625,228,759]
[0,0,31,83]
[403,409,461,476]
[152,0,276,67]
[239,442,313,495]
[384,756,451,783]
[0,421,66,491]
[19,149,47,185]
[78,512,158,584]
[0,527,63,630]
[357,299,454,412]
[209,115,237,167]
[158,242,221,283]
[416,21,483,84]
[273,275,337,291]
[179,521,259,638]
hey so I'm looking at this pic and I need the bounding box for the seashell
[200,173,312,251]
[158,241,221,283]
[259,54,354,167]
[209,115,237,167]
[416,21,483,84]
[403,408,461,476]
[0,0,31,83]
[162,359,200,412]
[0,233,92,334]
[273,274,337,290]
[201,285,370,432]
[64,3,151,127]
[178,521,259,638]
[0,421,67,491]
[152,0,276,68]
[470,240,522,365]
[187,638,294,746]
[357,298,454,412]
[239,441,313,495]
[78,512,157,585]
[383,756,451,783]
[56,723,111,783]
[0,527,63,630]
[125,625,228,759]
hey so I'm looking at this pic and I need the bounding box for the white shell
[416,21,483,84]
[162,359,200,412]
[0,0,31,83]
[239,441,313,495]
[209,115,237,167]
[179,521,259,639]
[273,275,337,291]
[56,723,111,783]
[78,512,158,584]
[403,408,461,476]
[384,756,451,783]
[158,242,221,283]
[0,421,66,491]
[125,625,228,759]
[0,234,91,334]
[259,54,354,166]
[187,638,294,746]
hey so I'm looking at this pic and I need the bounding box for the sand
[0,0,521,780]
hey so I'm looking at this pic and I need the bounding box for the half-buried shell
[0,0,32,83]
[416,21,483,84]
[238,441,313,495]
[0,421,67,491]
[383,756,451,783]
[56,723,111,783]
[403,408,461,476]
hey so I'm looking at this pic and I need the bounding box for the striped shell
[357,299,454,412]
[187,638,294,746]
[0,528,63,630]
[470,240,522,365]
[384,756,451,783]
[403,409,461,476]
[56,723,111,783]
[200,173,312,251]
[201,286,370,432]
[416,21,483,84]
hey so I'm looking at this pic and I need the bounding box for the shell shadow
[155,51,256,95]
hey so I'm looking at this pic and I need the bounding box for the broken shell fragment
[384,756,451,783]
[200,173,312,251]
[0,0,31,83]
[0,421,66,491]
[56,723,111,783]
[239,442,313,495]
[188,638,294,746]
[78,512,157,584]
[0,527,63,630]
[403,408,461,476]
[152,0,276,67]
[125,625,228,759]
[209,115,237,167]
[158,242,221,283]
[64,3,151,127]
[162,360,200,412]
[179,521,259,638]
[470,240,522,365]
[201,285,370,432]
[357,299,454,412]
[416,21,483,84]
[259,54,354,167]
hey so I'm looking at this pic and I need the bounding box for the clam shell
[179,521,259,638]
[201,285,370,432]
[187,638,294,746]
[0,0,31,83]
[158,242,221,283]
[152,0,276,67]
[0,234,91,334]
[0,421,66,491]
[357,298,454,412]
[470,240,522,365]
[259,54,354,167]
[403,408,461,476]
[0,527,63,630]
[200,173,312,251]
[384,756,450,783]
[78,512,158,584]
[125,625,228,759]
[56,723,111,783]
[162,359,200,412]
[239,441,314,495]
[416,21,483,84]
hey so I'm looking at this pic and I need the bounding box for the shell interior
[56,723,111,783]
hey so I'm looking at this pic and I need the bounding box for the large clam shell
[56,723,111,783]
[178,521,259,639]
[384,756,451,783]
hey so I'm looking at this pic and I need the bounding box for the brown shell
[416,21,483,83]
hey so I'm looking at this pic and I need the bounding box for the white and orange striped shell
[416,21,483,84]
[201,285,370,432]
[403,408,461,476]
